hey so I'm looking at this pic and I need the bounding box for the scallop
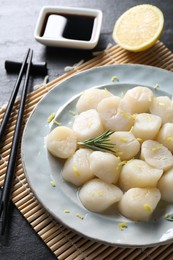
[90,151,122,184]
[110,131,140,160]
[79,178,123,212]
[149,96,173,124]
[118,187,161,221]
[132,113,162,141]
[76,88,113,113]
[62,148,94,186]
[157,123,173,153]
[157,167,173,202]
[119,159,163,191]
[46,126,77,159]
[97,96,134,131]
[140,140,173,170]
[72,109,104,141]
[120,86,153,114]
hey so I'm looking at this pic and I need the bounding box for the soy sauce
[41,13,95,41]
[62,14,95,41]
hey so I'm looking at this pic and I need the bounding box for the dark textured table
[0,0,173,259]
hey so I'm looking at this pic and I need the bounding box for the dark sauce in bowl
[62,14,95,41]
[41,13,95,41]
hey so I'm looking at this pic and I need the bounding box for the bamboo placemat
[1,41,173,259]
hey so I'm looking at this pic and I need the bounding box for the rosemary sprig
[78,130,115,153]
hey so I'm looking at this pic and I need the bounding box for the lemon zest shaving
[166,136,173,142]
[47,113,55,123]
[144,204,152,212]
[111,75,119,82]
[64,209,70,213]
[50,181,56,187]
[53,120,61,126]
[69,110,76,116]
[137,138,143,142]
[76,213,84,220]
[120,137,128,142]
[129,126,134,132]
[152,144,162,152]
[104,88,111,94]
[132,114,137,119]
[154,83,159,90]
[118,160,127,166]
[73,166,80,176]
[120,111,132,119]
[118,222,128,230]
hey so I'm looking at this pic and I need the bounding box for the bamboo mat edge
[1,42,173,259]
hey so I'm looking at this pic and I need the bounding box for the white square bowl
[34,6,103,49]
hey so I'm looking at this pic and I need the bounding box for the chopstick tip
[0,219,6,236]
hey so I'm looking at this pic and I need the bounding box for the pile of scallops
[47,86,173,222]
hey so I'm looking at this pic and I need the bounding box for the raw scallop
[119,159,163,191]
[118,187,161,221]
[72,109,104,142]
[79,178,123,212]
[90,151,121,184]
[47,126,77,159]
[62,148,94,186]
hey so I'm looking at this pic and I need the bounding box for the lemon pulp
[112,4,164,52]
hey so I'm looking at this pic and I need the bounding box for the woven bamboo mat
[1,41,173,259]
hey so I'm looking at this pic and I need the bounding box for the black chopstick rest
[5,60,47,75]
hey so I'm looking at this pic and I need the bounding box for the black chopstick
[0,49,30,141]
[0,48,33,235]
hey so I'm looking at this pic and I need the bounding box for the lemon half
[112,4,164,52]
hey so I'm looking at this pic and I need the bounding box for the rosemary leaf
[78,130,115,153]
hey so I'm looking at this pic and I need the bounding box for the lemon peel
[112,4,164,52]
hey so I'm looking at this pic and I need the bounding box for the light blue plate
[21,64,173,247]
